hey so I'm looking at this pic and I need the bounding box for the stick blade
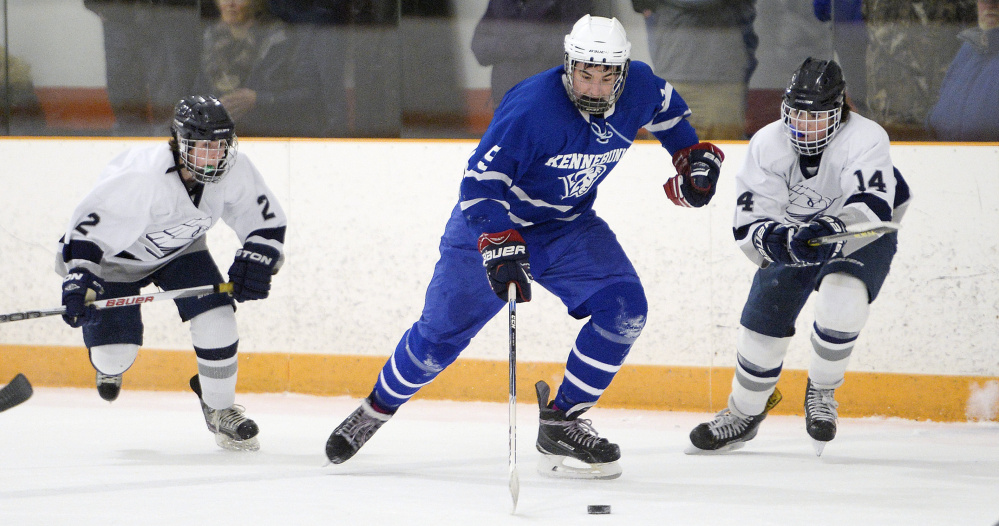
[509,466,520,513]
[0,374,33,412]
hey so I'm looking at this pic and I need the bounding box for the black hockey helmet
[783,57,846,112]
[171,95,238,183]
[781,58,846,155]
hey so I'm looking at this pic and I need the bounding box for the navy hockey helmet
[562,15,631,115]
[781,58,846,155]
[171,95,238,183]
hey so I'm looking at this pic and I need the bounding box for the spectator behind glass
[633,0,758,140]
[863,0,979,140]
[813,0,867,113]
[927,0,999,141]
[84,0,203,136]
[192,0,322,137]
[471,0,592,110]
[0,46,45,135]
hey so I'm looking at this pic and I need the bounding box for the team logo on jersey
[561,164,607,199]
[590,121,614,144]
[143,217,213,258]
[786,184,833,221]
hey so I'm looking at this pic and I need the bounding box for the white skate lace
[706,411,750,440]
[805,388,839,422]
[214,405,249,436]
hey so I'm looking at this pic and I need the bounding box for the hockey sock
[554,283,646,417]
[194,341,238,410]
[809,273,869,388]
[190,306,240,410]
[372,326,463,411]
[729,327,789,416]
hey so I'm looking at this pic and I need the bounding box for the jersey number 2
[74,213,100,235]
[257,195,276,220]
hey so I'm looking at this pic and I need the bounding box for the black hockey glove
[61,268,106,328]
[478,229,532,303]
[664,142,724,208]
[227,242,281,302]
[789,215,847,264]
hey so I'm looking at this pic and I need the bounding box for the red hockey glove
[477,229,532,303]
[664,142,724,208]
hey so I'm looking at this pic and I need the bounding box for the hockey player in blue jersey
[325,14,724,478]
[687,58,910,456]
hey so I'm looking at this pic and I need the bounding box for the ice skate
[687,388,783,454]
[534,381,622,480]
[325,396,393,464]
[189,375,259,451]
[804,379,838,456]
[96,371,122,402]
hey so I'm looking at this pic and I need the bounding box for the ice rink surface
[1,387,997,525]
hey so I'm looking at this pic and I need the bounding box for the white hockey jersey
[734,112,909,267]
[56,143,286,282]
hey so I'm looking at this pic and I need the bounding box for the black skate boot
[189,375,259,451]
[688,388,783,453]
[325,396,393,464]
[534,380,621,479]
[96,371,122,402]
[804,379,838,456]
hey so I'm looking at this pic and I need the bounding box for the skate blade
[536,454,622,480]
[683,441,747,455]
[215,433,260,452]
[811,439,827,457]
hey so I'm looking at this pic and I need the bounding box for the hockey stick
[507,282,520,513]
[0,373,33,412]
[807,221,901,246]
[0,283,234,324]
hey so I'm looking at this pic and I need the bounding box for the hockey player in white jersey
[688,58,911,455]
[325,15,724,479]
[56,95,287,451]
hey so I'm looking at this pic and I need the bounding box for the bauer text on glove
[478,229,532,303]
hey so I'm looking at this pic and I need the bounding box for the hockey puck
[587,505,611,514]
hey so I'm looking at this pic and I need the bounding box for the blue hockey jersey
[459,61,699,238]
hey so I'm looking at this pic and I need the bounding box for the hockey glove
[752,221,803,266]
[227,242,281,302]
[789,215,847,264]
[478,229,532,303]
[664,142,724,208]
[61,268,106,328]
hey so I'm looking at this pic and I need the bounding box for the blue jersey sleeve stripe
[645,114,686,133]
[460,197,508,211]
[463,168,513,186]
[511,186,573,212]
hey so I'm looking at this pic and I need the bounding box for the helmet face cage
[781,57,846,155]
[781,101,842,156]
[176,136,238,184]
[171,95,238,184]
[563,15,631,114]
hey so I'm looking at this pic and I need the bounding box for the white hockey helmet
[563,15,631,114]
